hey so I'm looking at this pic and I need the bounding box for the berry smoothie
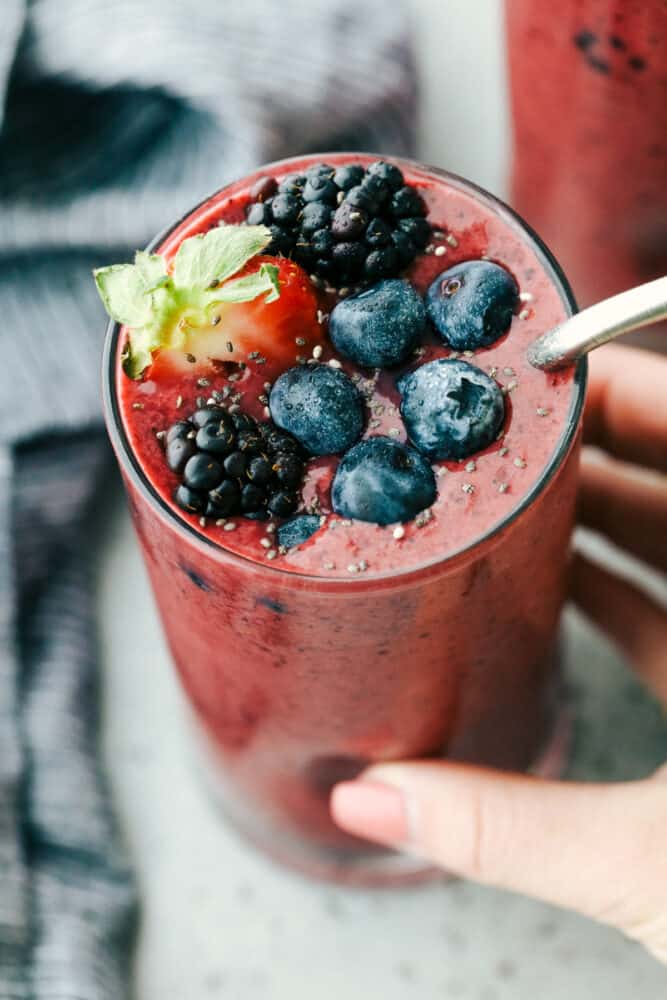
[101,154,585,883]
[506,0,667,321]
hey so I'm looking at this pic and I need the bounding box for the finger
[331,764,667,955]
[584,345,667,473]
[578,452,667,572]
[570,553,667,704]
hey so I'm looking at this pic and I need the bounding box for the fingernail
[330,780,410,846]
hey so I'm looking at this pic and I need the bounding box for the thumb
[331,762,667,959]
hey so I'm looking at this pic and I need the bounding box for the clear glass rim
[102,152,587,590]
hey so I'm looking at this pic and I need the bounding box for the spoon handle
[527,275,667,371]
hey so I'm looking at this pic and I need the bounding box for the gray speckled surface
[97,2,667,994]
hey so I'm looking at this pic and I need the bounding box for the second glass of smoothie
[102,154,585,884]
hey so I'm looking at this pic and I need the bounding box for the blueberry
[175,484,206,514]
[398,359,505,460]
[196,419,236,455]
[398,216,431,249]
[191,406,227,429]
[183,453,224,491]
[223,451,246,478]
[366,160,404,191]
[390,185,426,218]
[271,193,301,226]
[267,490,298,517]
[329,279,426,368]
[277,514,321,549]
[333,164,365,191]
[331,202,368,241]
[231,412,257,432]
[425,260,519,350]
[332,437,436,525]
[166,435,197,473]
[269,364,365,455]
[246,201,273,226]
[207,479,240,516]
[365,246,398,280]
[300,202,332,236]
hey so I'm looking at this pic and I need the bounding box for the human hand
[331,345,667,962]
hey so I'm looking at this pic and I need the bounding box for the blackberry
[167,408,307,524]
[244,158,430,286]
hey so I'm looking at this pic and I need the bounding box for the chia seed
[328,359,342,369]
[132,402,144,410]
[197,377,210,388]
[223,521,236,531]
[266,549,277,560]
[499,446,509,457]
[465,460,476,472]
[434,245,447,257]
[537,407,550,417]
[226,341,234,353]
[175,395,183,408]
[295,337,306,346]
[519,308,531,320]
[312,345,323,359]
[462,483,475,494]
[514,457,527,468]
[260,538,271,548]
[445,233,459,248]
[498,482,509,494]
[393,525,405,540]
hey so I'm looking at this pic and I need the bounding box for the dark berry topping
[183,453,224,491]
[364,246,398,280]
[166,435,197,473]
[390,185,426,219]
[271,193,301,226]
[176,484,206,514]
[267,490,299,517]
[223,451,247,478]
[329,279,427,369]
[191,405,227,429]
[269,363,365,456]
[332,437,436,526]
[244,159,429,285]
[169,408,306,522]
[425,260,519,351]
[366,160,404,191]
[277,514,321,549]
[398,359,505,461]
[333,164,365,191]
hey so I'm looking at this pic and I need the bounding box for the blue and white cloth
[0,2,416,996]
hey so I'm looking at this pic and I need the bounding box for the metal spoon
[527,275,667,371]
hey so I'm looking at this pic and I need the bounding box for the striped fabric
[0,1,417,997]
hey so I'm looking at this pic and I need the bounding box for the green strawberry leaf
[134,251,169,292]
[172,224,272,291]
[94,225,280,379]
[94,264,154,327]
[213,263,281,305]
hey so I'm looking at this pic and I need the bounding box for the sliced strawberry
[148,256,323,381]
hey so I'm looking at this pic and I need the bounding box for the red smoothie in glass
[102,154,585,884]
[506,0,667,321]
